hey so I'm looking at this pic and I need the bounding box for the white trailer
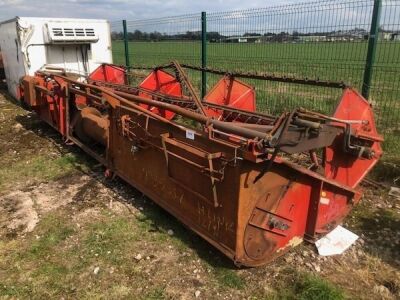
[0,17,113,99]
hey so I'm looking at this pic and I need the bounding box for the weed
[214,268,245,289]
[109,284,133,298]
[271,269,345,300]
[28,214,75,258]
[83,215,139,264]
[293,274,344,300]
[0,284,32,298]
[143,287,166,300]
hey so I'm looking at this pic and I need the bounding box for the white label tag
[186,130,195,140]
[320,197,330,205]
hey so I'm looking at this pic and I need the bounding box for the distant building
[298,35,327,42]
[380,32,393,41]
[222,36,262,43]
[379,31,400,41]
[221,30,371,44]
[391,33,400,41]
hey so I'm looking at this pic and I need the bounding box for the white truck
[0,17,113,99]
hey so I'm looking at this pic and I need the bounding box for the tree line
[111,28,369,42]
[111,30,224,41]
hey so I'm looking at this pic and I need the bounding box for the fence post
[362,0,382,99]
[201,12,207,99]
[122,20,130,68]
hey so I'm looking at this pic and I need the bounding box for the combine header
[20,61,382,266]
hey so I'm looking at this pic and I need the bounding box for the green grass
[292,274,344,300]
[0,205,242,298]
[28,214,75,258]
[112,40,400,159]
[143,287,166,300]
[214,268,245,289]
[83,214,140,265]
[0,213,76,298]
[1,206,345,299]
[0,208,162,298]
[0,152,91,190]
[270,269,345,300]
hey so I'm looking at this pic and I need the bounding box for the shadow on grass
[349,203,400,271]
[0,90,99,175]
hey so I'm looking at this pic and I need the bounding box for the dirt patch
[0,191,39,235]
[0,170,136,239]
[0,174,92,237]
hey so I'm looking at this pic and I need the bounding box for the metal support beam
[201,12,207,99]
[123,20,130,69]
[362,0,382,99]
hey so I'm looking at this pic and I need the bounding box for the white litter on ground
[315,225,359,256]
[389,186,400,200]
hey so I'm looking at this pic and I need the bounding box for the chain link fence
[110,0,400,157]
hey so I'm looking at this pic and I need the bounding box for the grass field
[111,40,400,161]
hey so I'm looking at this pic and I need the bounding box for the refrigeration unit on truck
[0,17,112,99]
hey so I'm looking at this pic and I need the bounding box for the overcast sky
[0,0,299,22]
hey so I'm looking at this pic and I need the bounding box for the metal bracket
[161,133,224,207]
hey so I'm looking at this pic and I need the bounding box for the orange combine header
[20,62,382,266]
